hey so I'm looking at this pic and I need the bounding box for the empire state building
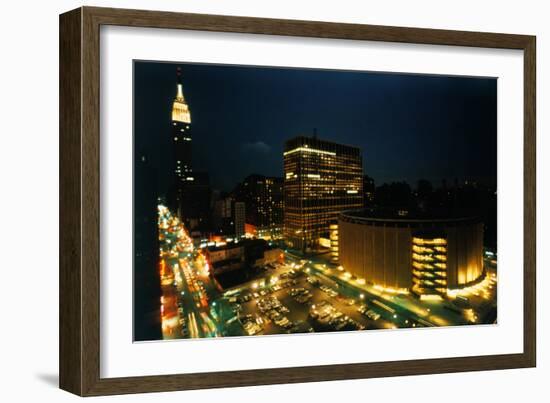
[170,67,211,231]
[172,67,193,183]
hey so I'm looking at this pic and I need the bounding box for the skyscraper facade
[172,67,192,183]
[212,195,245,238]
[234,201,246,239]
[234,174,283,229]
[283,136,364,251]
[170,68,211,233]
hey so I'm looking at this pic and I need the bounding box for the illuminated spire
[172,67,191,123]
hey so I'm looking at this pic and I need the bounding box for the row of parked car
[356,304,381,320]
[309,300,365,331]
[257,296,293,329]
[257,296,288,313]
[289,287,313,304]
[239,314,263,336]
[237,288,269,303]
[280,269,301,279]
[319,284,339,298]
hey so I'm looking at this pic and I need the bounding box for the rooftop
[340,207,481,224]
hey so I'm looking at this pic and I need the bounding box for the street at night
[157,205,497,340]
[134,61,498,342]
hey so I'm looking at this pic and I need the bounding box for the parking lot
[209,250,497,338]
[230,267,396,336]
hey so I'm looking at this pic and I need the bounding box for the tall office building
[172,67,192,182]
[234,174,283,228]
[181,171,212,233]
[283,135,364,251]
[170,68,211,232]
[213,195,234,232]
[212,196,245,238]
[234,201,246,239]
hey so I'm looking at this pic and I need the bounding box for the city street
[158,206,222,339]
[156,205,497,341]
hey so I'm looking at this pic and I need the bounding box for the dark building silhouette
[416,179,433,211]
[212,194,245,238]
[212,193,234,235]
[133,153,162,341]
[234,174,283,228]
[180,171,212,233]
[375,181,413,209]
[363,175,375,206]
[205,239,282,285]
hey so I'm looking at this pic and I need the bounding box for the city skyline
[134,61,497,194]
[134,61,498,342]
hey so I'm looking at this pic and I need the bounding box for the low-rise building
[204,239,282,275]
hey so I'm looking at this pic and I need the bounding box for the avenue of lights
[153,70,497,338]
[157,204,212,339]
[155,200,496,340]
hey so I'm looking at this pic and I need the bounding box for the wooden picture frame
[59,6,536,396]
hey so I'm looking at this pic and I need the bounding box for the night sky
[134,61,497,194]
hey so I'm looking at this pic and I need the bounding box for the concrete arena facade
[338,210,484,294]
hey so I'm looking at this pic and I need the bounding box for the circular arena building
[338,208,484,297]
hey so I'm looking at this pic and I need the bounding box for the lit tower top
[172,67,191,124]
[172,67,193,184]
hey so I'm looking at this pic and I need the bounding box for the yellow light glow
[447,272,494,299]
[372,284,409,295]
[172,100,191,123]
[412,237,447,246]
[172,84,191,123]
[412,245,434,253]
[283,147,336,156]
[420,294,443,301]
[412,253,434,262]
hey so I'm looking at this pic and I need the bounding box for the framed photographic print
[59,6,536,396]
